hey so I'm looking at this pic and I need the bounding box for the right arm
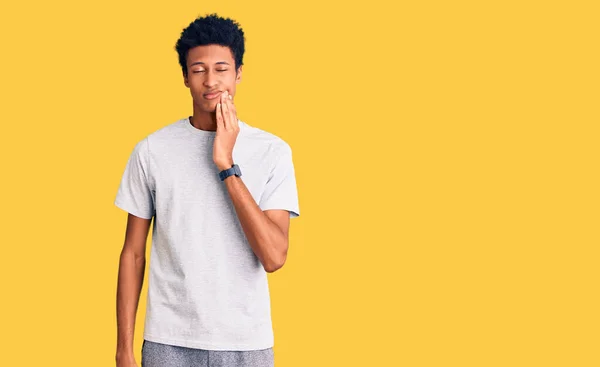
[115,213,152,366]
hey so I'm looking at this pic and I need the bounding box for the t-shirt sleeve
[114,137,155,219]
[258,143,300,218]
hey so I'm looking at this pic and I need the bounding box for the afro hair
[174,13,246,78]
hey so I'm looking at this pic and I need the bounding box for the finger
[232,111,238,130]
[226,95,237,129]
[216,102,225,131]
[221,93,230,130]
[224,94,236,126]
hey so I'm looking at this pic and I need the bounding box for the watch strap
[219,164,242,181]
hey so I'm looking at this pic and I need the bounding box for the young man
[114,13,300,367]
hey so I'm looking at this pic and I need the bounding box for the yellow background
[0,1,598,366]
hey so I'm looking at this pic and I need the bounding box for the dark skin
[115,44,292,366]
[115,215,150,367]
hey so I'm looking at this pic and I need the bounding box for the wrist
[115,350,135,361]
[216,160,234,171]
[218,163,242,181]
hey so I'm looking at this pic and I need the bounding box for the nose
[203,70,218,88]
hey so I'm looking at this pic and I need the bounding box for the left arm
[213,89,290,273]
[221,173,290,273]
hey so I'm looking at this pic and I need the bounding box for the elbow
[264,252,287,273]
[264,259,284,273]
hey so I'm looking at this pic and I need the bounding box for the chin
[195,100,217,113]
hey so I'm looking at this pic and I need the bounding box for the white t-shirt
[114,117,300,351]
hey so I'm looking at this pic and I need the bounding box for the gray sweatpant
[141,340,275,367]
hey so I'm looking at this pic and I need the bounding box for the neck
[189,103,217,131]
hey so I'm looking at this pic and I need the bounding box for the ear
[235,65,243,84]
[183,72,189,88]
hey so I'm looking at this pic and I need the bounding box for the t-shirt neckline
[183,116,245,138]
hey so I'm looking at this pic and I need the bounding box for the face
[183,44,242,113]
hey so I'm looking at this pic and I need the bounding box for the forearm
[222,175,287,272]
[115,249,145,358]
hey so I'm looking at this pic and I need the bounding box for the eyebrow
[190,61,230,66]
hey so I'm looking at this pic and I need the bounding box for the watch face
[234,164,242,176]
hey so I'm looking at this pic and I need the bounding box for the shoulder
[240,120,293,157]
[147,118,188,140]
[133,118,189,152]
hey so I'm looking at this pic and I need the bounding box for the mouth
[203,91,223,100]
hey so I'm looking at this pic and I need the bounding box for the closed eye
[192,70,227,73]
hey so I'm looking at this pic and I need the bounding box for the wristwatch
[219,164,242,181]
